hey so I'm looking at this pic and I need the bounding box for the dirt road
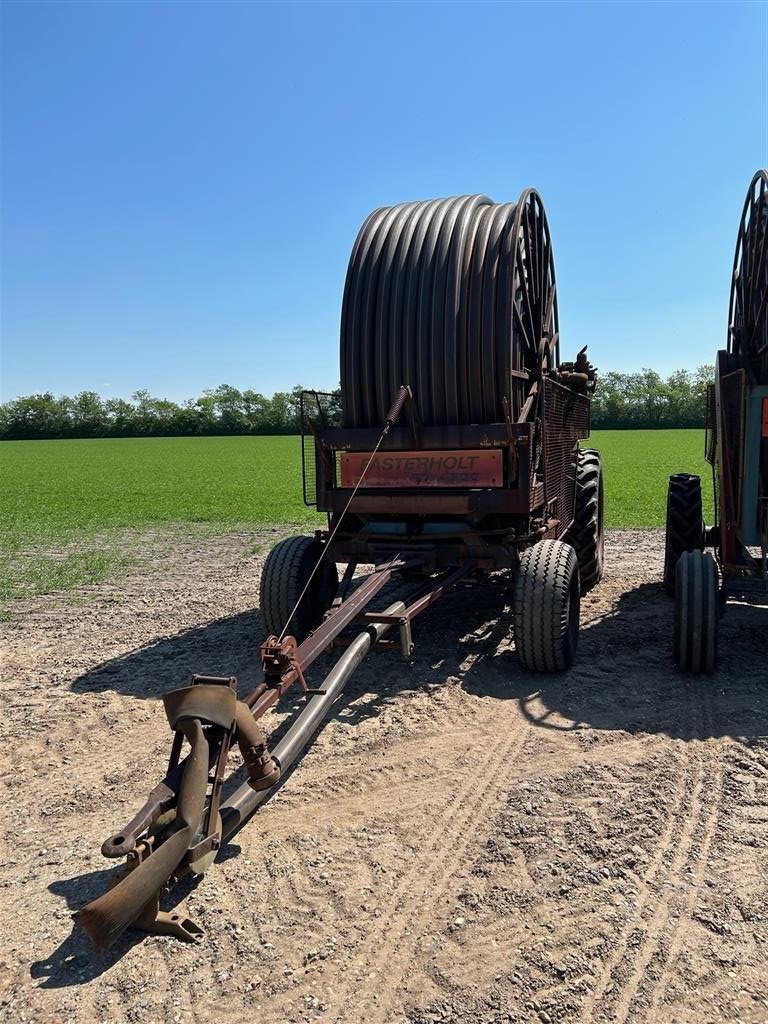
[1,529,766,1024]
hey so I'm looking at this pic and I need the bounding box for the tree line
[0,385,341,440]
[0,367,712,440]
[589,366,713,429]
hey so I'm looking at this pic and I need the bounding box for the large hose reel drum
[340,190,558,428]
[729,169,768,384]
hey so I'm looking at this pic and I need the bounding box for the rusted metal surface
[234,701,280,791]
[101,775,179,860]
[353,562,477,654]
[541,377,590,537]
[163,682,236,731]
[291,560,404,666]
[81,717,210,950]
[322,487,534,516]
[340,449,503,488]
[321,422,530,451]
[716,359,745,568]
[79,556,445,949]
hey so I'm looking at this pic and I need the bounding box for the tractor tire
[259,536,338,643]
[513,540,580,673]
[673,549,718,673]
[565,448,604,593]
[664,474,704,593]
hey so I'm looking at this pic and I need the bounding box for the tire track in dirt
[638,685,726,1022]
[578,674,697,1022]
[321,705,531,1022]
[611,756,723,1022]
[265,730,667,841]
[270,725,496,802]
[581,677,724,1024]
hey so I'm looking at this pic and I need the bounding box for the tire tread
[664,474,703,593]
[564,448,604,593]
[259,536,338,641]
[513,539,580,672]
[673,549,717,673]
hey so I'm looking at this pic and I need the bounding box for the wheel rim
[513,189,559,381]
[729,169,768,379]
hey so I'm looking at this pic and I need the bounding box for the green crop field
[0,436,321,600]
[593,428,713,527]
[0,430,712,600]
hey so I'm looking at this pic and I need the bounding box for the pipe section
[221,601,406,838]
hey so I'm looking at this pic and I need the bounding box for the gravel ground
[1,528,767,1024]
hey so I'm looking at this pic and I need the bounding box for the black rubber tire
[673,549,718,673]
[564,448,604,593]
[513,540,580,672]
[259,536,338,642]
[664,474,704,594]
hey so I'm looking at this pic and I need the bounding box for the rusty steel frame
[712,353,767,589]
[714,352,742,571]
[303,359,592,576]
[710,170,768,586]
[81,385,592,951]
[79,182,599,952]
[81,359,593,950]
[80,554,481,950]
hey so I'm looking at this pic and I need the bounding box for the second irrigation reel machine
[665,169,768,672]
[79,190,602,950]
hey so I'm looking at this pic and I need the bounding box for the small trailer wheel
[260,536,339,642]
[513,540,580,672]
[673,549,718,673]
[664,474,704,593]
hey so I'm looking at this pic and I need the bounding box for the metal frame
[77,176,606,951]
[303,367,591,573]
[79,554,480,949]
[81,364,595,949]
[705,172,768,591]
[710,350,768,593]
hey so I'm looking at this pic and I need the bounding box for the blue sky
[1,0,766,403]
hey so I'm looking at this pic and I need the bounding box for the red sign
[339,449,503,488]
[762,398,768,438]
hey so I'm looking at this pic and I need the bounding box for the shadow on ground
[456,580,768,744]
[70,609,265,701]
[70,574,768,743]
[42,573,766,984]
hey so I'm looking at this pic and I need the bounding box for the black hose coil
[340,190,559,428]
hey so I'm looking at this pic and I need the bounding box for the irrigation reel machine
[665,169,768,672]
[79,190,603,949]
